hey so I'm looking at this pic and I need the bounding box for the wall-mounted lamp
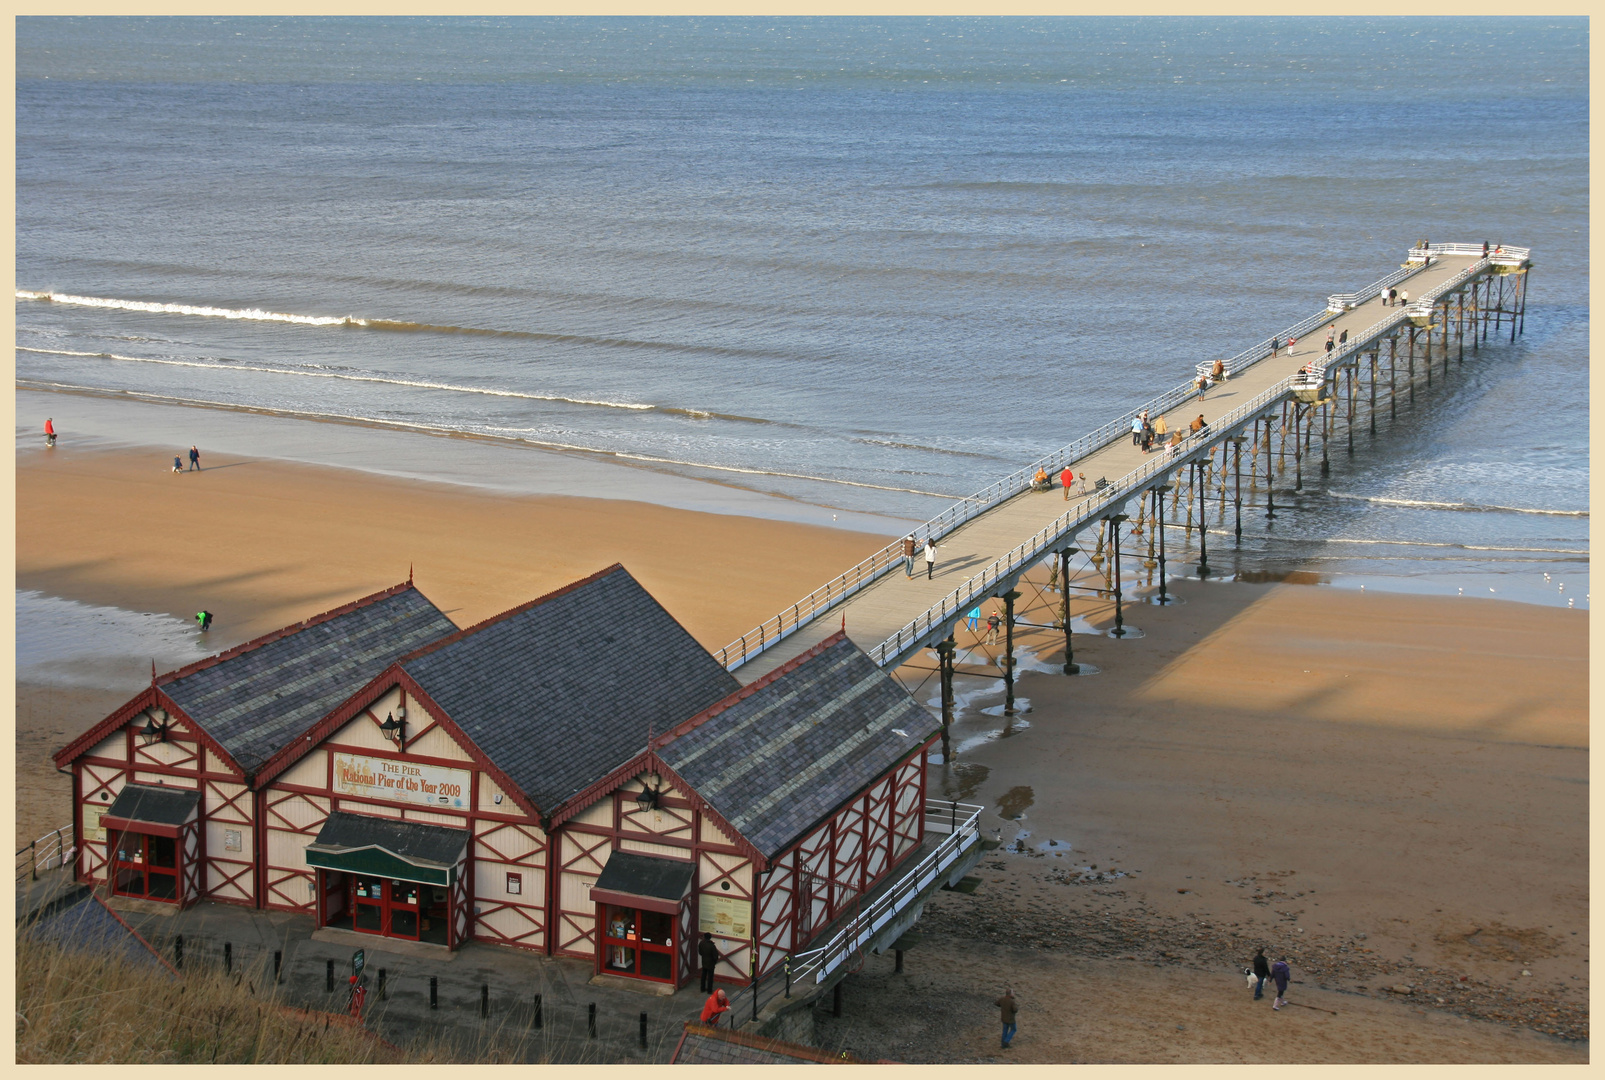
[378,710,407,744]
[140,708,170,746]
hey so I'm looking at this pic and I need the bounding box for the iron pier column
[1002,589,1019,715]
[1154,486,1172,604]
[1195,463,1210,577]
[1060,549,1077,674]
[1230,437,1245,543]
[1106,516,1128,636]
[937,636,955,761]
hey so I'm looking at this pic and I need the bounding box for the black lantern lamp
[378,704,407,745]
[140,708,170,745]
[634,776,661,812]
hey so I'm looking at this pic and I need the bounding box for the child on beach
[172,456,184,473]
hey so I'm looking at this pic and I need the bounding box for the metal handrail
[1412,242,1530,261]
[788,801,983,987]
[715,244,1511,672]
[866,244,1523,669]
[17,826,74,882]
[722,256,1425,670]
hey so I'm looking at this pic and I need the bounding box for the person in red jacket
[1060,466,1073,500]
[44,418,55,447]
[700,988,730,1027]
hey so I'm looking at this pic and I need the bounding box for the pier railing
[726,800,983,1026]
[713,249,1460,672]
[865,375,1301,667]
[16,826,74,882]
[867,247,1519,669]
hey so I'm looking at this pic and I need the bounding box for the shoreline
[18,388,1587,613]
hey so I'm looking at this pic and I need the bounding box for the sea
[16,17,1589,611]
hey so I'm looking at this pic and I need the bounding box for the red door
[109,830,180,903]
[598,904,677,983]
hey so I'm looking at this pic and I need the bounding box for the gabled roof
[398,564,740,819]
[656,632,938,859]
[156,583,457,775]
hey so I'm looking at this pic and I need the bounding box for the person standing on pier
[924,538,937,580]
[1338,328,1348,346]
[1153,414,1167,442]
[1131,414,1144,446]
[903,535,916,578]
[1061,465,1073,500]
[1399,289,1408,307]
[1194,373,1208,401]
[1269,337,1280,356]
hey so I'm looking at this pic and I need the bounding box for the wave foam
[1328,492,1587,518]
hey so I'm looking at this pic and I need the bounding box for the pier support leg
[1320,400,1330,477]
[938,636,955,760]
[1293,405,1304,492]
[1195,462,1210,577]
[1232,439,1243,544]
[1060,549,1078,673]
[1518,269,1528,337]
[1263,419,1275,519]
[1389,338,1397,419]
[1408,330,1416,405]
[1369,353,1378,436]
[1002,590,1018,715]
[1457,293,1466,362]
[1155,487,1171,602]
[1107,516,1127,637]
[1346,366,1355,455]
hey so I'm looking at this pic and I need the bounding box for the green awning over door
[305,811,467,887]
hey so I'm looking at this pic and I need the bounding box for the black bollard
[377,968,386,1000]
[639,1011,648,1049]
[588,1002,597,1038]
[534,993,542,1029]
[326,959,334,993]
[429,976,438,1010]
[273,950,282,983]
[481,984,489,1018]
[224,942,232,975]
[174,935,184,970]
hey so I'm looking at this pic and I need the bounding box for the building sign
[224,829,243,852]
[83,803,109,844]
[332,752,470,810]
[699,894,751,937]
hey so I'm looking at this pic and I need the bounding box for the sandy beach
[15,442,1588,1063]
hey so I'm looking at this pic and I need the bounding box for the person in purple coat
[1270,958,1291,1010]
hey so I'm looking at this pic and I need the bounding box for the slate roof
[400,565,740,818]
[594,850,695,903]
[657,635,938,859]
[308,811,469,868]
[104,784,200,827]
[159,585,457,775]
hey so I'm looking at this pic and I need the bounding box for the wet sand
[15,444,1589,1061]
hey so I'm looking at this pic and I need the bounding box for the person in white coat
[924,539,937,580]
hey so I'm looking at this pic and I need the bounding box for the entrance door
[347,875,427,940]
[598,904,677,984]
[109,830,179,903]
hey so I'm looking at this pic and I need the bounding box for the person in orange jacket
[700,988,730,1027]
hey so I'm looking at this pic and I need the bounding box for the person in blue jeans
[995,988,1018,1049]
[1252,947,1270,1000]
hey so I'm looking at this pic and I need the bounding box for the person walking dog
[1252,948,1271,1000]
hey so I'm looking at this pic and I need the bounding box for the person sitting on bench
[1032,466,1052,491]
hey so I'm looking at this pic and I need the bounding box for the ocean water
[16,17,1588,606]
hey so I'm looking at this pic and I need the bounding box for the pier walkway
[721,243,1532,685]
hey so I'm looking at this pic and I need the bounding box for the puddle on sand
[1236,569,1329,585]
[17,590,210,690]
[938,761,991,801]
[997,786,1034,820]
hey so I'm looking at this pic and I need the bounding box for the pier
[718,243,1533,711]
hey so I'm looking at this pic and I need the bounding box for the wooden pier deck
[725,244,1530,683]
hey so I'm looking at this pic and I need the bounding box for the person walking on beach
[1270,957,1291,1011]
[1060,465,1073,500]
[700,988,731,1027]
[44,418,56,447]
[967,606,981,631]
[698,932,721,993]
[903,535,917,578]
[924,539,937,580]
[172,456,184,473]
[1251,948,1271,1000]
[188,445,201,471]
[987,610,1001,646]
[995,987,1018,1049]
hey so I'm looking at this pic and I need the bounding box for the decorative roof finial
[408,562,414,585]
